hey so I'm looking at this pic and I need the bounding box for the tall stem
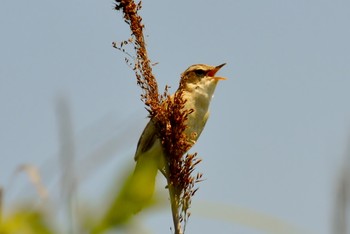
[0,187,3,224]
[164,161,183,234]
[167,180,183,234]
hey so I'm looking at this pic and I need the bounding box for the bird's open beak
[208,63,227,81]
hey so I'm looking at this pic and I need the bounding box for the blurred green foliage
[0,155,160,234]
[0,209,54,234]
[92,154,159,233]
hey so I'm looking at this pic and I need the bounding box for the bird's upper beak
[207,63,227,81]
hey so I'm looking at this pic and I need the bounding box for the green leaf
[92,154,159,233]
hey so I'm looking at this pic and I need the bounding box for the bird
[133,63,227,180]
[104,63,227,221]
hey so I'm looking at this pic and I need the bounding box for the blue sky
[1,0,350,233]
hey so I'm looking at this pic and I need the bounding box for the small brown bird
[134,63,227,170]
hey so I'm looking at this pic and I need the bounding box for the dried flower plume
[114,0,202,233]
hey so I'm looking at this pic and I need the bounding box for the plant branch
[113,1,202,233]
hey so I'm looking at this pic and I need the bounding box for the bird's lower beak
[212,76,227,81]
[208,63,227,81]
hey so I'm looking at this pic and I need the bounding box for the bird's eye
[194,69,206,77]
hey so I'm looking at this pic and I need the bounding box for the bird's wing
[198,111,210,138]
[134,119,158,161]
[203,111,210,128]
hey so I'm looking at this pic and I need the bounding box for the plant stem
[163,164,183,234]
[0,187,3,224]
[166,174,183,234]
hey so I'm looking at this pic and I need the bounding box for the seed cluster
[114,0,202,230]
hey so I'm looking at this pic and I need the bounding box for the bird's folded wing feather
[134,120,158,161]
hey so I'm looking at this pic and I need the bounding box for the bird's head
[179,63,227,95]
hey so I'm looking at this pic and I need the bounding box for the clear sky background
[1,0,350,233]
